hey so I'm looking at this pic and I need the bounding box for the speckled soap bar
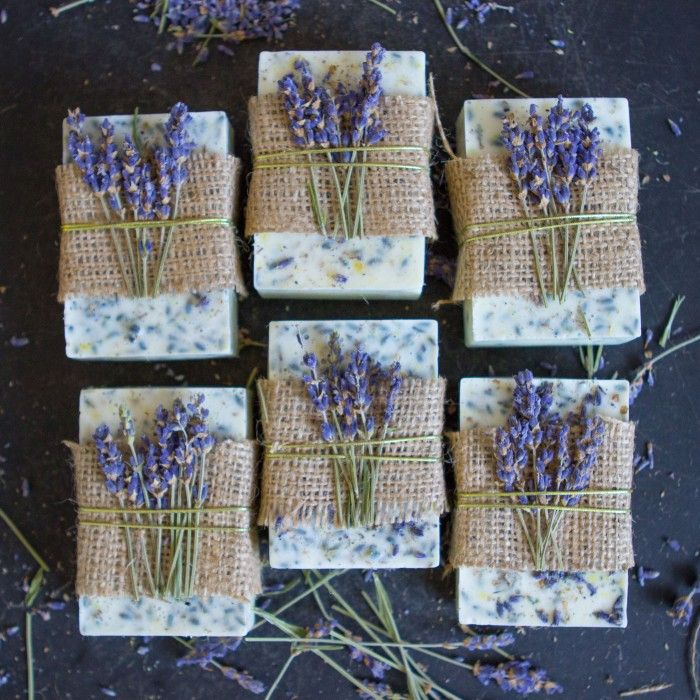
[253,51,427,300]
[457,98,641,347]
[78,387,254,636]
[457,377,630,628]
[62,112,239,360]
[268,319,441,569]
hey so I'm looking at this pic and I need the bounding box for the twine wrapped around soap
[257,377,448,527]
[446,149,645,301]
[69,439,261,601]
[245,94,437,239]
[448,418,635,571]
[56,152,247,302]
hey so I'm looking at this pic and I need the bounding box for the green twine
[61,216,232,233]
[456,488,631,515]
[458,212,636,245]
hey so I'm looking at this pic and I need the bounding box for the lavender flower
[473,659,563,695]
[96,118,122,210]
[66,108,98,192]
[164,102,195,187]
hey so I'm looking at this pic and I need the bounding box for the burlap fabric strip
[68,439,261,601]
[449,418,635,571]
[257,377,448,527]
[246,94,436,239]
[56,152,246,302]
[446,149,645,302]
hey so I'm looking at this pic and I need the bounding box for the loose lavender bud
[473,659,563,695]
[636,566,660,587]
[668,588,697,627]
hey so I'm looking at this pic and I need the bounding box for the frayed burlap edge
[257,377,448,527]
[57,152,247,302]
[448,418,635,571]
[68,439,261,601]
[446,148,645,301]
[245,94,437,239]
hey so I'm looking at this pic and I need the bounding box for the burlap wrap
[245,94,437,239]
[56,152,246,302]
[69,439,261,601]
[449,418,635,571]
[258,377,448,527]
[446,149,645,301]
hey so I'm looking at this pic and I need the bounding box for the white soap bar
[78,386,255,636]
[457,377,630,628]
[253,51,427,300]
[268,319,441,569]
[457,97,641,347]
[62,111,239,360]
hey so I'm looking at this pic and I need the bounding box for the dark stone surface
[0,1,698,698]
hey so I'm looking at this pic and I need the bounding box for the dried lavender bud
[636,566,660,587]
[463,630,516,651]
[176,637,243,668]
[473,659,563,695]
[133,0,300,61]
[668,588,697,627]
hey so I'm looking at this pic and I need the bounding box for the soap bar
[252,51,427,300]
[457,97,641,347]
[268,319,441,569]
[78,387,255,636]
[62,111,239,360]
[457,377,630,628]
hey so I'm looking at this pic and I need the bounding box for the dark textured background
[1,1,699,698]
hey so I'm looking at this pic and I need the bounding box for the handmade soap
[77,387,255,636]
[252,51,428,300]
[267,319,442,569]
[457,377,630,628]
[61,111,239,360]
[456,97,641,347]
